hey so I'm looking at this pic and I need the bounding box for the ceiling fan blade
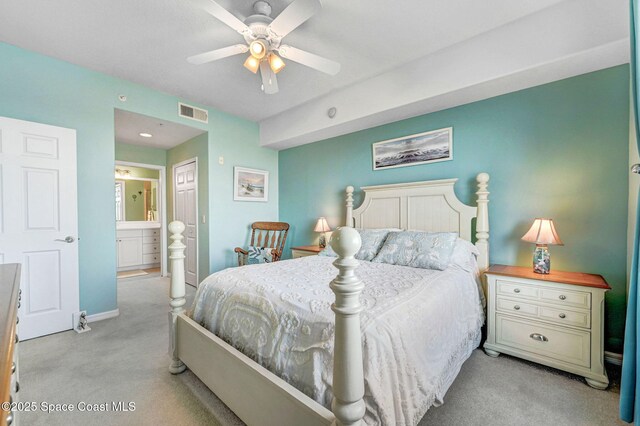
[268,0,322,38]
[198,0,251,34]
[260,62,279,94]
[277,45,340,75]
[187,44,248,65]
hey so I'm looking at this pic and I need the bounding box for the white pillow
[449,238,479,272]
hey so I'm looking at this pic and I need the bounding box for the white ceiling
[0,0,629,149]
[115,109,206,149]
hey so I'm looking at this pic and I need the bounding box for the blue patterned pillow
[355,229,393,261]
[247,246,274,264]
[372,231,458,270]
[318,228,395,260]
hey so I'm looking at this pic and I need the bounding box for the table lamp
[314,217,331,248]
[521,218,563,274]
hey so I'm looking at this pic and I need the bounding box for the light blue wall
[115,142,167,166]
[0,42,278,315]
[279,65,630,352]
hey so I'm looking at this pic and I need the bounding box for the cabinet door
[118,237,143,267]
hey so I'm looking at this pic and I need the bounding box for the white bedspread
[190,256,484,425]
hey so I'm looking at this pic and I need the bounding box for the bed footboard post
[168,221,187,375]
[475,173,490,272]
[345,186,354,227]
[329,227,365,426]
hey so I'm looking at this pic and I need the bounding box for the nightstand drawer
[496,314,590,368]
[539,306,590,329]
[497,297,539,317]
[540,288,590,309]
[497,279,539,300]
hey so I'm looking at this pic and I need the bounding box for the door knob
[55,236,75,243]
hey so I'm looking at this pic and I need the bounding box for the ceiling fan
[188,0,340,94]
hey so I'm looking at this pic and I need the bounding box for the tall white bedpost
[329,227,365,426]
[168,220,187,374]
[475,173,490,272]
[345,186,354,227]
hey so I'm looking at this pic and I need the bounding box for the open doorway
[113,109,207,287]
[115,161,167,279]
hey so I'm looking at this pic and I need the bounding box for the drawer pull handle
[16,316,18,325]
[513,305,521,311]
[15,380,19,393]
[6,411,13,425]
[513,288,521,293]
[11,362,15,374]
[530,333,548,342]
[559,295,567,300]
[559,313,566,319]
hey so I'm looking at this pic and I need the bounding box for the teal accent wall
[167,133,210,282]
[279,65,630,352]
[115,142,167,166]
[0,42,278,316]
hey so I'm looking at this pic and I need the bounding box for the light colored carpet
[20,276,624,426]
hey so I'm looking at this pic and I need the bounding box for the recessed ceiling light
[139,133,152,138]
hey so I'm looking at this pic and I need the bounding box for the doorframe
[115,160,168,277]
[172,157,199,286]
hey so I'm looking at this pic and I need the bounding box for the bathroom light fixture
[139,133,152,138]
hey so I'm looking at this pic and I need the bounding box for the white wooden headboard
[345,173,490,271]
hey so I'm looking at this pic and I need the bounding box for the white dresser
[483,265,610,389]
[116,227,161,270]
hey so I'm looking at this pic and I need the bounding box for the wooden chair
[234,221,290,266]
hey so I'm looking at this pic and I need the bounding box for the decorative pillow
[318,244,337,257]
[449,238,480,272]
[318,228,400,260]
[372,231,458,270]
[355,229,393,261]
[247,246,274,264]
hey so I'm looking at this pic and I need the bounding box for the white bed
[167,173,490,426]
[191,256,484,425]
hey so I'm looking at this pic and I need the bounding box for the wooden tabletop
[486,264,610,290]
[291,245,323,253]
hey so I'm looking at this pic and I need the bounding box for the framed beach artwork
[372,127,453,170]
[234,167,269,202]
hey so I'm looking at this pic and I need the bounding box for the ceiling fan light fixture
[249,40,267,59]
[243,55,261,73]
[268,53,286,74]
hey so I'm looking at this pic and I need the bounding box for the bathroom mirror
[115,166,160,222]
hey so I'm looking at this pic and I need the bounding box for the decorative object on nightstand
[291,245,323,259]
[314,217,331,248]
[521,218,563,274]
[483,264,610,389]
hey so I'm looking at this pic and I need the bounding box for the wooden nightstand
[291,245,323,259]
[483,264,610,389]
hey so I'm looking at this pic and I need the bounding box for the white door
[0,117,79,340]
[174,161,197,286]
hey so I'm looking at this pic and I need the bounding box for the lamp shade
[314,217,331,233]
[521,218,564,245]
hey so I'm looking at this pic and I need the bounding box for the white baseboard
[604,351,622,366]
[86,308,120,323]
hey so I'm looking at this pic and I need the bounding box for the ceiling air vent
[178,102,208,124]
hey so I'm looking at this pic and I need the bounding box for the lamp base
[533,245,550,274]
[319,233,327,248]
